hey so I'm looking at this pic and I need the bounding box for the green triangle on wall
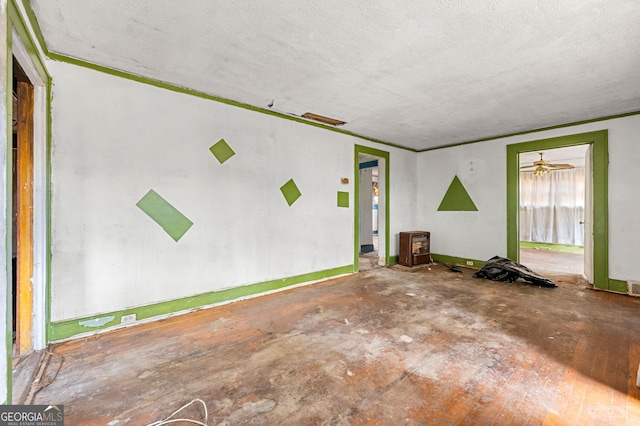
[437,175,478,211]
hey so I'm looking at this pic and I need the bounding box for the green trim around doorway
[5,0,52,403]
[49,264,353,342]
[506,130,609,290]
[4,5,13,405]
[354,145,390,271]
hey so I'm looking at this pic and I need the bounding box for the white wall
[0,0,9,404]
[388,150,417,256]
[48,60,418,322]
[417,115,640,282]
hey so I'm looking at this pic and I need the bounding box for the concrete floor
[31,264,640,424]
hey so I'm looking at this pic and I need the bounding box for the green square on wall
[337,191,349,208]
[210,138,236,164]
[280,179,302,206]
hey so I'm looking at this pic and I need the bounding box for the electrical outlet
[466,261,473,266]
[121,314,136,324]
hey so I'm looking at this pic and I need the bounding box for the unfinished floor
[31,263,640,425]
[520,247,584,276]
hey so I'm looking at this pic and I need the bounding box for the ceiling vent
[301,112,346,126]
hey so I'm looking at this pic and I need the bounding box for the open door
[583,145,593,283]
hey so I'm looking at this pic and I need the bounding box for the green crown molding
[506,130,609,290]
[50,51,417,152]
[18,0,47,61]
[49,264,353,342]
[18,0,414,153]
[437,175,478,211]
[419,110,640,153]
[9,1,49,81]
[18,0,640,157]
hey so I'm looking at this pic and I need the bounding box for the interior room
[2,1,640,424]
[518,145,589,275]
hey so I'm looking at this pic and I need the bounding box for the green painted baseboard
[389,255,399,265]
[49,265,353,341]
[520,241,584,253]
[430,254,485,269]
[607,279,628,294]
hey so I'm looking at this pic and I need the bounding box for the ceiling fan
[520,152,575,176]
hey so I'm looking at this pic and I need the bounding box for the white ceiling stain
[31,0,640,151]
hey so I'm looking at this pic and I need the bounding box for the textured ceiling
[31,0,640,150]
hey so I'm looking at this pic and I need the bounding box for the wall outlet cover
[466,261,474,266]
[121,314,137,324]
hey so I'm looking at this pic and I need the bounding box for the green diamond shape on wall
[136,189,194,241]
[280,179,302,206]
[210,138,236,164]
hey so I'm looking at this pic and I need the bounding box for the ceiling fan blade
[519,165,537,169]
[547,163,575,169]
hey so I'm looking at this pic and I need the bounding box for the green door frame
[506,130,614,290]
[354,145,390,272]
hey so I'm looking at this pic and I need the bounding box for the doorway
[9,29,49,358]
[506,130,611,290]
[12,58,35,357]
[518,145,589,277]
[358,158,379,271]
[354,145,389,272]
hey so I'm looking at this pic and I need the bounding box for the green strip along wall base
[48,264,353,342]
[430,254,485,269]
[519,241,584,253]
[607,279,628,294]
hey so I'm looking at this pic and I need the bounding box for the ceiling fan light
[533,166,550,176]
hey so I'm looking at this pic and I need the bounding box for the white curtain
[520,167,585,246]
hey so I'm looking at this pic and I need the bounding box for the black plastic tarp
[473,256,557,288]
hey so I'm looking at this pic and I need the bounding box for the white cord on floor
[146,398,208,426]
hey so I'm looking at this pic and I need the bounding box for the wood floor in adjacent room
[32,264,640,425]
